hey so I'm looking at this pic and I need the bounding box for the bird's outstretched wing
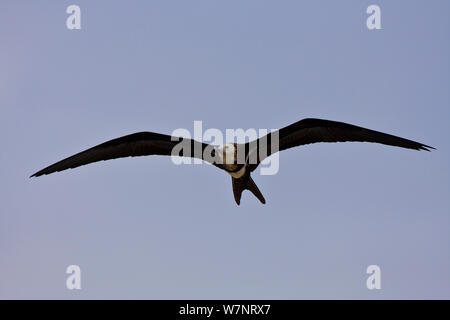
[31,132,212,177]
[247,118,434,171]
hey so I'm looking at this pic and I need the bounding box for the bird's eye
[211,149,216,157]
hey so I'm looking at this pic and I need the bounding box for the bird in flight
[31,118,433,205]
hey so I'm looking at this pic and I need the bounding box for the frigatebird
[31,118,433,205]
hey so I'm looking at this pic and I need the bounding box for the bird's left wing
[246,118,434,171]
[31,132,213,177]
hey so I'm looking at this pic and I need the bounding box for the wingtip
[30,170,47,178]
[420,144,435,152]
[30,171,41,178]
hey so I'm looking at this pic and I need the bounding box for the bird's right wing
[31,132,213,177]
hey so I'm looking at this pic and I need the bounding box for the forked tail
[232,175,266,205]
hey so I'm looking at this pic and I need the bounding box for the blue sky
[0,0,449,299]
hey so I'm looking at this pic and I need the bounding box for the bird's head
[216,143,236,165]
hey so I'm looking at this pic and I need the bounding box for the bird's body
[31,118,434,205]
[216,143,247,178]
[228,165,247,179]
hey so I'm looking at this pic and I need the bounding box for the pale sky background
[0,1,449,299]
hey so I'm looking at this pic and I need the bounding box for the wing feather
[31,132,210,177]
[278,118,433,151]
[247,118,434,171]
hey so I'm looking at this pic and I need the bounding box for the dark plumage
[31,118,434,204]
